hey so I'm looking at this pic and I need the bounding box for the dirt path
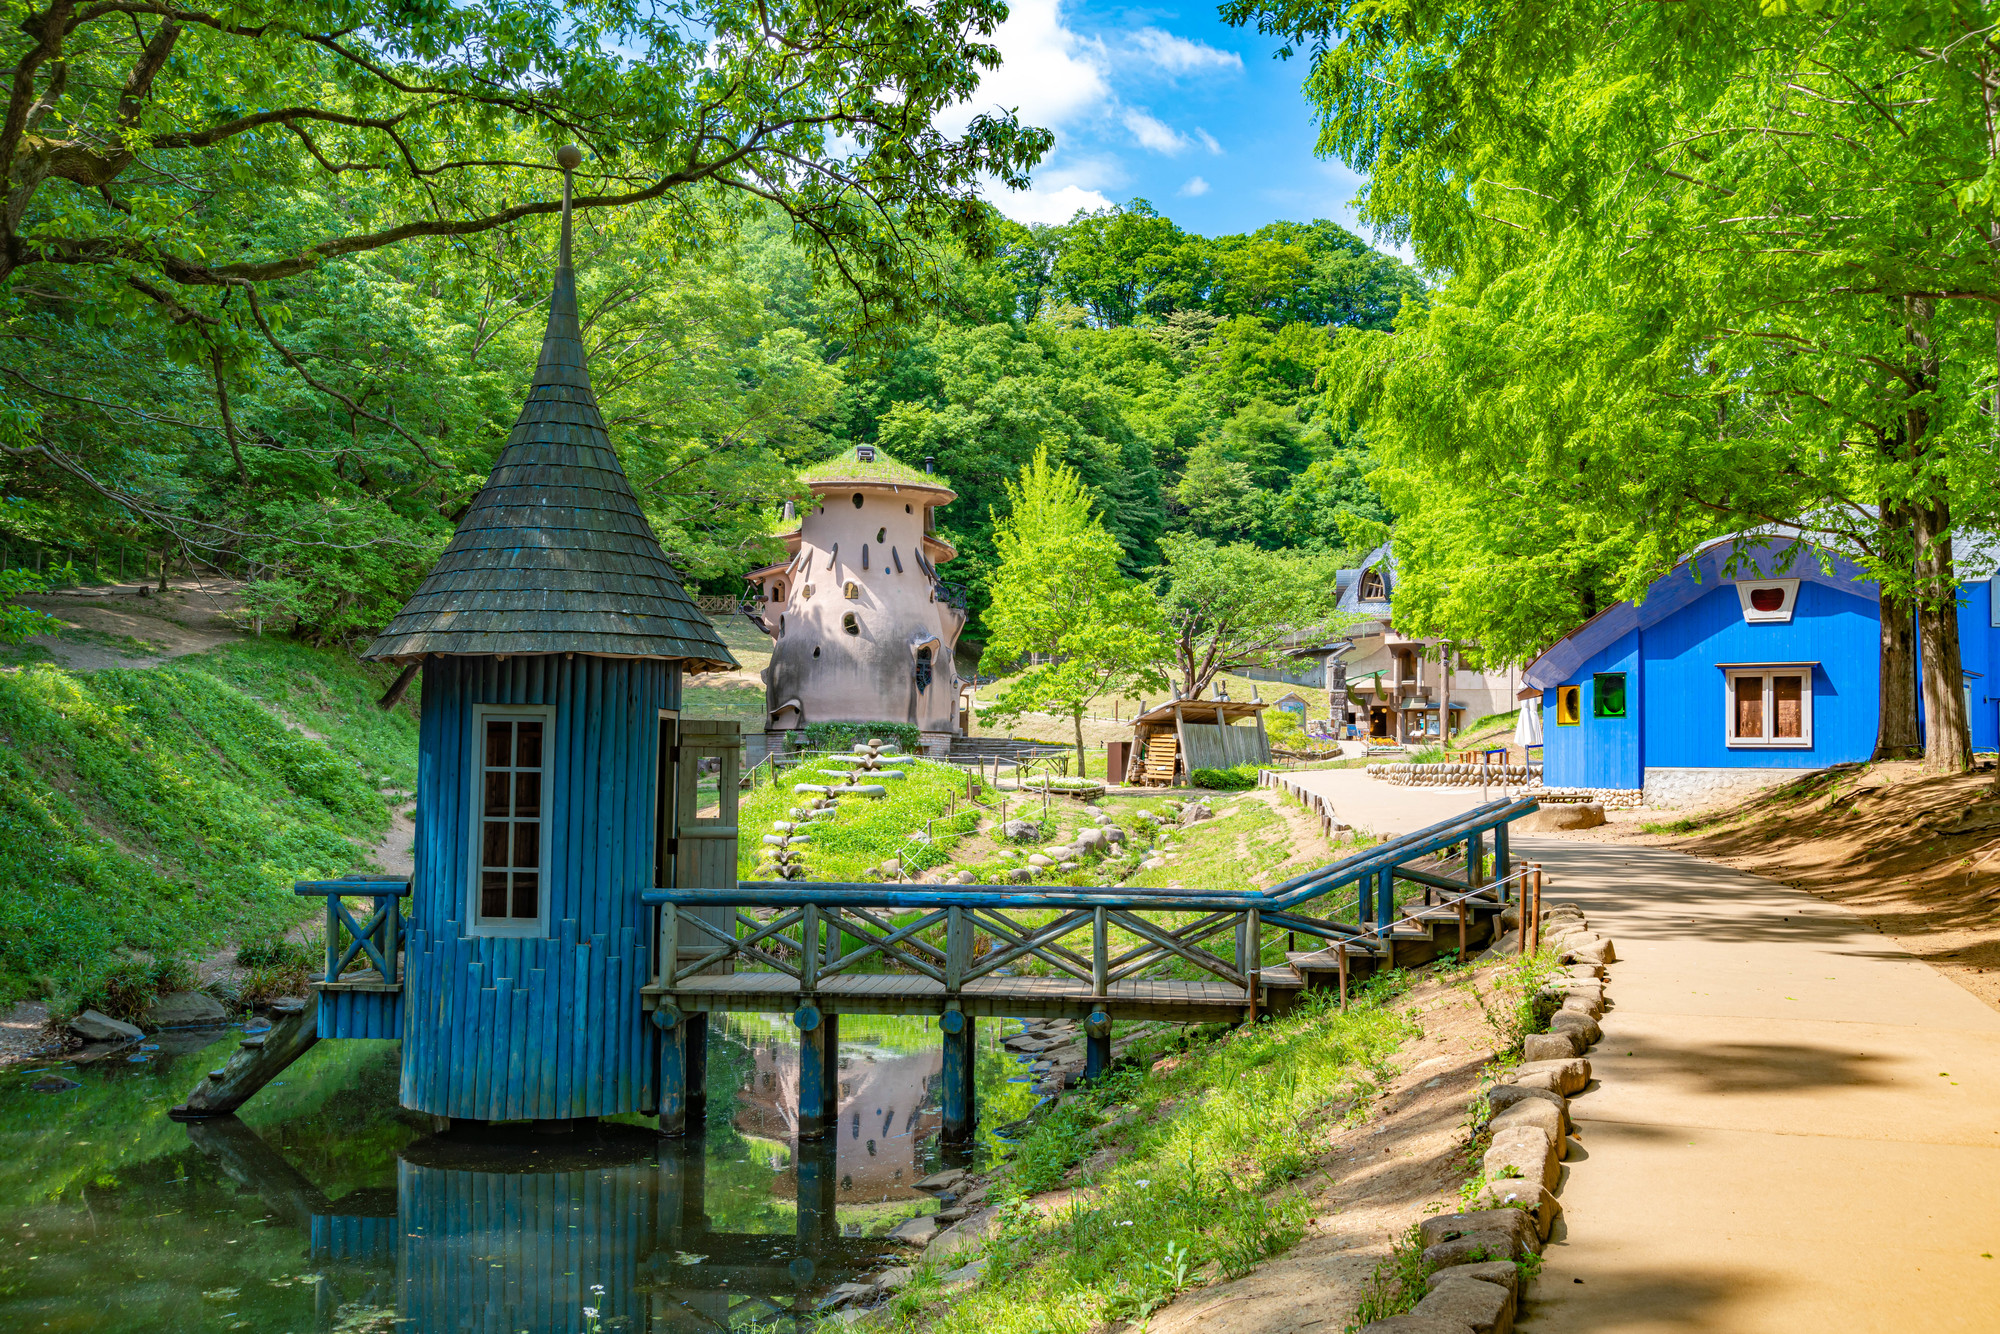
[15,577,246,670]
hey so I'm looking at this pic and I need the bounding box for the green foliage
[799,721,923,755]
[923,973,1417,1334]
[1155,534,1354,698]
[980,449,1169,768]
[1190,764,1261,790]
[0,640,413,1004]
[0,570,61,646]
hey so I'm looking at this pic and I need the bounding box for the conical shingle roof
[362,159,736,670]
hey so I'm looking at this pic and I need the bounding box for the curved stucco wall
[760,481,964,733]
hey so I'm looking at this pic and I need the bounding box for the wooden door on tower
[658,718,741,972]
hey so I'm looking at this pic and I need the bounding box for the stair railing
[294,877,411,984]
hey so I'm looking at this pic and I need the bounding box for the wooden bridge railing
[294,877,411,984]
[640,796,1539,1000]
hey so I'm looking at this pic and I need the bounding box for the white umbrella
[1513,701,1543,748]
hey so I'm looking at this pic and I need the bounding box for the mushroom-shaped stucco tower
[349,148,737,1125]
[747,446,965,755]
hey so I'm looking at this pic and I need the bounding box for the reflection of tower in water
[185,1119,891,1334]
[735,1033,943,1200]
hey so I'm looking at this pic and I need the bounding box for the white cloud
[1178,175,1211,197]
[998,182,1116,225]
[1122,109,1191,155]
[1194,128,1222,155]
[940,0,1110,136]
[1129,28,1243,75]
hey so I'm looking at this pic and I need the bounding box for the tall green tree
[1154,534,1351,700]
[980,449,1167,770]
[1232,0,2000,768]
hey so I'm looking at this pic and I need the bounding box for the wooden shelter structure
[1124,698,1271,786]
[172,148,744,1131]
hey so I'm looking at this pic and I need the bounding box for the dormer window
[856,445,876,462]
[1735,579,1799,623]
[1358,569,1388,601]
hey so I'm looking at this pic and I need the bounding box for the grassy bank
[737,754,982,881]
[0,639,417,1010]
[880,977,1419,1333]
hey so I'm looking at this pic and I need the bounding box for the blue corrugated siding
[1542,631,1640,789]
[401,654,675,1120]
[319,989,403,1040]
[1642,581,1878,769]
[1958,580,1999,753]
[397,1159,649,1333]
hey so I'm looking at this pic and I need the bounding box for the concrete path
[1282,770,2000,1331]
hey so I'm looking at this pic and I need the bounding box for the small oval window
[812,645,821,658]
[842,613,860,635]
[843,581,858,599]
[778,615,786,636]
[802,584,814,600]
[1750,587,1785,611]
[905,503,912,514]
[852,492,864,509]
[876,527,886,543]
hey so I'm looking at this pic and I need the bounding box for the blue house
[1523,538,1882,806]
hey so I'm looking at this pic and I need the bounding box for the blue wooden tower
[340,146,737,1125]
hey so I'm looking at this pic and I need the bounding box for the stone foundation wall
[1367,762,1540,786]
[1640,765,1818,809]
[1525,786,1643,810]
[918,731,957,758]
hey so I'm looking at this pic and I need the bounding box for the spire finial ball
[556,144,584,170]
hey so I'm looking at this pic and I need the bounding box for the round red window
[1749,587,1785,611]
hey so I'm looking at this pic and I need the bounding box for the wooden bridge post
[656,1008,691,1137]
[940,1007,975,1143]
[795,1003,839,1140]
[1084,1009,1112,1080]
[1375,866,1395,934]
[1467,828,1485,887]
[1493,822,1512,897]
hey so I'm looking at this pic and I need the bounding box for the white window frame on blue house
[1722,664,1814,749]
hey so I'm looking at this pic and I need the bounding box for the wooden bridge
[177,795,1538,1142]
[640,796,1538,1142]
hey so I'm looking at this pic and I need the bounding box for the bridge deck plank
[643,970,1252,1023]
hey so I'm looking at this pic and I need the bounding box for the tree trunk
[1872,583,1920,761]
[1914,503,1972,773]
[1073,709,1086,778]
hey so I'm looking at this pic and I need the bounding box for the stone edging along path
[1361,903,1618,1334]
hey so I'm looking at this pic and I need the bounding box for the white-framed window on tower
[1724,667,1813,748]
[471,704,554,935]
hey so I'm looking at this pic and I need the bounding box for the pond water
[0,1016,1043,1332]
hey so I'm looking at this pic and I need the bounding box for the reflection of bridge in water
[187,1118,900,1332]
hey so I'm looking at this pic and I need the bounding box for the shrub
[81,955,195,1020]
[798,721,922,755]
[1190,763,1259,790]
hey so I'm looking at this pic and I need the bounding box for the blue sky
[942,0,1383,246]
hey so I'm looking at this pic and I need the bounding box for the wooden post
[1494,821,1512,898]
[796,1006,838,1140]
[1337,944,1349,1010]
[1244,907,1261,1024]
[661,903,680,988]
[941,1010,974,1143]
[324,897,339,982]
[657,1009,689,1137]
[1084,1009,1112,1080]
[1376,866,1395,935]
[1092,908,1108,998]
[1455,900,1467,960]
[799,904,819,993]
[383,895,399,984]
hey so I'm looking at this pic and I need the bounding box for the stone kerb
[1360,899,1619,1334]
[1367,762,1541,789]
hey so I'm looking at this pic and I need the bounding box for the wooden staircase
[1251,886,1512,1010]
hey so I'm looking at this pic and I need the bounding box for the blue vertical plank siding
[1957,579,1999,752]
[319,989,403,1039]
[1541,631,1641,790]
[400,653,678,1121]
